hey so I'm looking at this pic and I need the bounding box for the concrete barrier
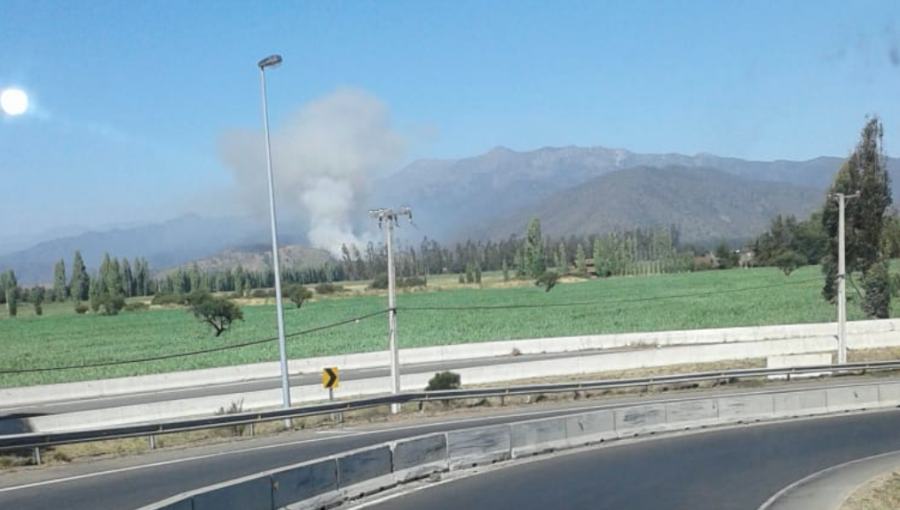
[565,410,617,447]
[877,382,900,406]
[772,390,829,418]
[192,476,273,510]
[510,417,569,457]
[447,425,512,469]
[336,445,395,500]
[271,459,338,510]
[664,399,719,429]
[615,404,667,437]
[826,385,880,412]
[392,434,448,482]
[717,394,775,423]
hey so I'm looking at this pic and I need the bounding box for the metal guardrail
[2,360,899,454]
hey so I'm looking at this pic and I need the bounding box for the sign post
[323,367,340,422]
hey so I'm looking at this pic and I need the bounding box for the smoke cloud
[219,88,406,255]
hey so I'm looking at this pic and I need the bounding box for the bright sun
[0,88,29,116]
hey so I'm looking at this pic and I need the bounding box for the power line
[398,277,821,312]
[0,309,388,375]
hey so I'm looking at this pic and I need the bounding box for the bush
[369,275,426,290]
[74,303,89,315]
[369,274,389,290]
[250,289,274,299]
[288,285,313,308]
[315,282,343,295]
[400,276,427,288]
[124,302,149,312]
[97,294,126,316]
[426,371,461,391]
[151,293,187,306]
[774,250,807,276]
[535,271,559,292]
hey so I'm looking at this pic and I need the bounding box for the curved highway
[368,410,900,510]
[1,390,899,510]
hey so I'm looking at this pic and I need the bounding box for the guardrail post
[33,447,41,465]
[148,435,155,450]
[248,422,255,437]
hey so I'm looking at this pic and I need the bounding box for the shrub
[124,302,149,312]
[98,295,126,316]
[315,282,343,295]
[74,303,89,315]
[426,371,461,391]
[400,276,427,288]
[250,289,274,299]
[370,274,389,290]
[288,285,313,308]
[151,293,187,306]
[535,271,559,292]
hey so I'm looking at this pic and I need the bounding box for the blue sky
[1,0,899,241]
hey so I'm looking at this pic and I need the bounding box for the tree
[465,261,475,284]
[774,250,807,276]
[188,292,244,337]
[30,287,45,316]
[288,285,313,308]
[523,218,546,278]
[3,270,18,317]
[714,243,738,269]
[821,117,892,317]
[53,259,69,302]
[862,260,891,318]
[502,259,510,282]
[122,258,135,298]
[575,243,587,276]
[535,271,559,292]
[70,251,89,301]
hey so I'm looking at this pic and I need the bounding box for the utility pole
[369,207,413,414]
[832,191,859,364]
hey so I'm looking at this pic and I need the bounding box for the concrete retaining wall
[6,318,900,408]
[15,332,892,432]
[134,381,900,510]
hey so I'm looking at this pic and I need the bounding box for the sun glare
[1,88,29,116]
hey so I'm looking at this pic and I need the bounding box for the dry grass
[849,347,900,363]
[841,471,900,510]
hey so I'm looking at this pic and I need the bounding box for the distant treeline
[151,222,695,296]
[2,222,710,317]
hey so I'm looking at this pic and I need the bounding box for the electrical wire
[0,309,388,375]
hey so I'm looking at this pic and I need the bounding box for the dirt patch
[841,471,900,510]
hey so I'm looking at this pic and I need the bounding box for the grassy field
[0,266,887,388]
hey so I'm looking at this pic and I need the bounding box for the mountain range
[4,145,898,285]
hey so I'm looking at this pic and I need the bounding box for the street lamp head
[258,54,283,70]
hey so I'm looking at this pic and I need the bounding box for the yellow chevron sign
[323,367,338,389]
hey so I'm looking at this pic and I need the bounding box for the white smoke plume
[219,88,406,255]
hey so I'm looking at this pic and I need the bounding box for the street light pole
[369,207,413,414]
[832,191,859,365]
[258,54,292,424]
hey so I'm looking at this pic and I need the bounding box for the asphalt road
[0,350,606,416]
[367,411,900,510]
[0,396,665,510]
[1,385,899,510]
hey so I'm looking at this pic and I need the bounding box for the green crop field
[0,266,886,388]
